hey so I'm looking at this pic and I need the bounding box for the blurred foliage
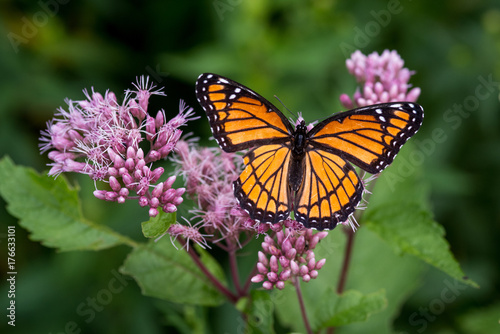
[1,0,499,333]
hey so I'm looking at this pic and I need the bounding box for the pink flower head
[40,76,199,217]
[172,140,255,248]
[340,49,421,108]
[251,226,329,290]
[167,219,211,251]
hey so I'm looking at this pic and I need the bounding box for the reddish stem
[294,277,313,334]
[336,227,355,294]
[228,244,243,296]
[179,237,239,304]
[242,260,259,295]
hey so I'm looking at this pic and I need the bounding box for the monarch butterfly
[195,73,423,230]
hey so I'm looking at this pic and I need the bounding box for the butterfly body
[196,73,423,230]
[289,121,307,191]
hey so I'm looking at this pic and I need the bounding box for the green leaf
[120,238,227,306]
[312,289,387,329]
[364,202,478,288]
[362,144,477,288]
[458,301,500,334]
[0,157,134,251]
[195,244,227,284]
[155,303,207,334]
[141,209,176,238]
[243,290,276,334]
[337,228,424,334]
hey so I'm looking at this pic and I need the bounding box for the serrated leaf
[365,202,478,288]
[120,239,227,306]
[312,289,387,329]
[141,210,176,238]
[0,157,133,251]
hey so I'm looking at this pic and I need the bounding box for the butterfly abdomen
[288,121,308,192]
[288,155,305,193]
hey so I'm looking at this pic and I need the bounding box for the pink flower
[40,76,198,217]
[167,219,211,251]
[251,226,329,290]
[172,140,261,248]
[340,49,421,108]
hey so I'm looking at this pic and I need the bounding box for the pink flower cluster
[340,49,421,108]
[39,76,198,217]
[169,140,252,248]
[251,227,328,290]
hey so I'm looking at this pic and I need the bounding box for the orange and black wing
[294,149,363,230]
[294,102,423,230]
[195,73,295,223]
[195,73,293,152]
[234,144,292,224]
[308,102,424,174]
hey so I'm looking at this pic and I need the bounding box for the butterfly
[195,73,424,230]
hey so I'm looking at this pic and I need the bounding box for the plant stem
[242,261,259,295]
[179,237,239,304]
[336,227,355,294]
[228,244,243,296]
[294,277,313,334]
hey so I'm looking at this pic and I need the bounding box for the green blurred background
[1,0,499,333]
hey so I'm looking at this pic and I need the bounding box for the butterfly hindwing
[294,149,363,230]
[308,102,424,174]
[234,144,292,224]
[195,73,293,152]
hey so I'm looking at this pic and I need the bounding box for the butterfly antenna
[274,95,299,120]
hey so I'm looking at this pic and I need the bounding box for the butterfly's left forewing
[195,73,293,152]
[309,102,424,174]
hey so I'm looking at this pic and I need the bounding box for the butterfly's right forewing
[195,73,293,152]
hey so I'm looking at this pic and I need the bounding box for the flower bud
[109,176,121,192]
[262,281,273,290]
[152,182,164,198]
[251,274,265,283]
[258,251,269,266]
[269,255,279,273]
[266,272,278,282]
[257,262,268,274]
[93,190,107,200]
[149,207,158,217]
